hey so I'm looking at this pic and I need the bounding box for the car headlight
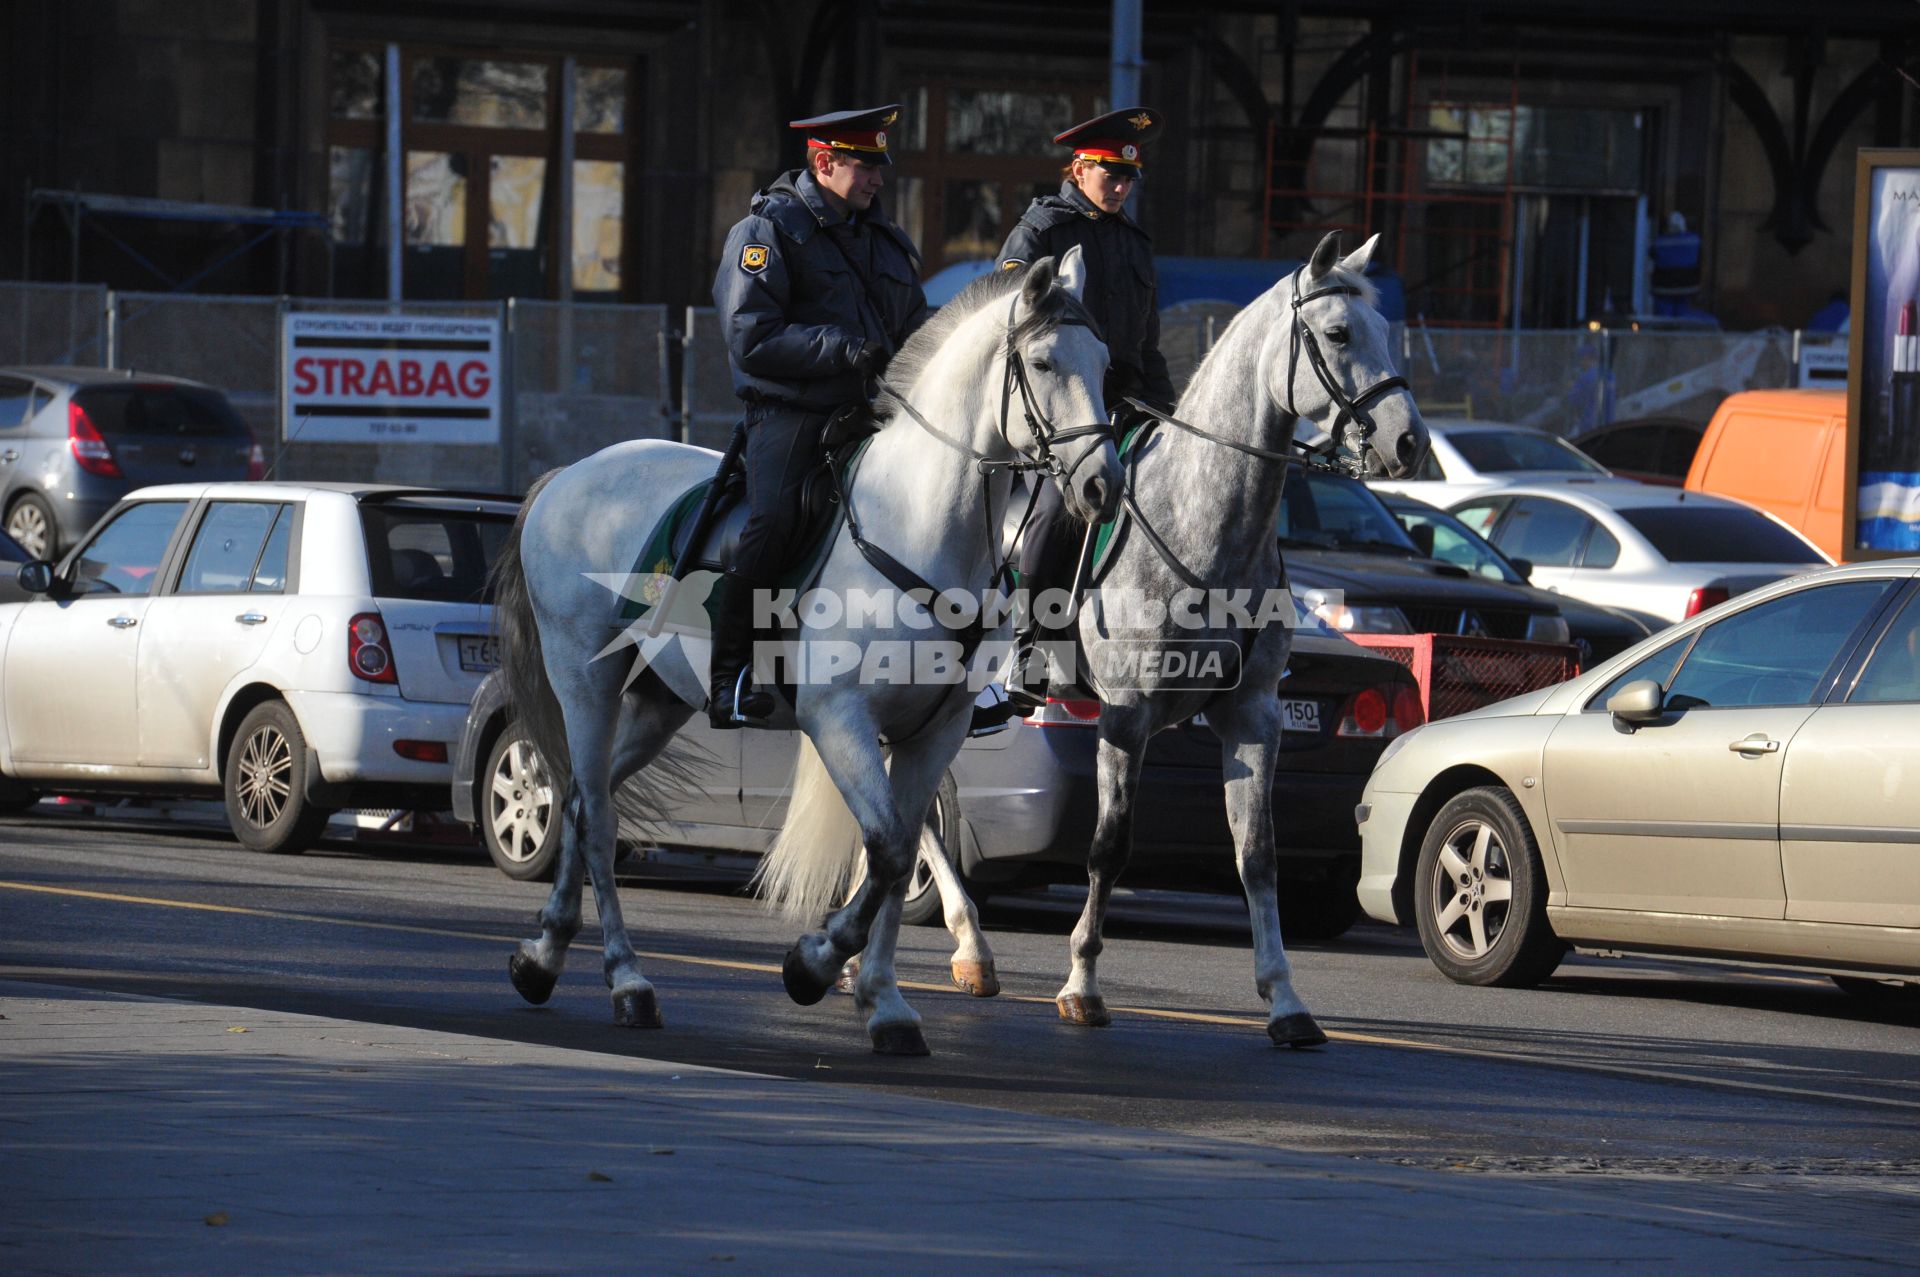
[1310,600,1414,634]
[1527,613,1571,643]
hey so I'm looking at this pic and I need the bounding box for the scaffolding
[23,188,331,295]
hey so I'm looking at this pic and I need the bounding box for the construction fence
[1,280,1842,495]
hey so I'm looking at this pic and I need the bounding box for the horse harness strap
[1284,274,1409,461]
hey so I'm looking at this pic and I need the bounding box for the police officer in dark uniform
[709,104,929,728]
[995,107,1174,707]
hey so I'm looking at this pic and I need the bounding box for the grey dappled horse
[491,249,1123,1054]
[889,231,1429,1046]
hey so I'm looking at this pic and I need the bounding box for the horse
[822,230,1428,1046]
[491,247,1124,1055]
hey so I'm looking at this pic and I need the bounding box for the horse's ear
[1307,230,1342,280]
[1020,255,1058,308]
[1055,245,1089,302]
[1339,233,1380,276]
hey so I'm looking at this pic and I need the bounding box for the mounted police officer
[995,107,1174,709]
[710,104,929,728]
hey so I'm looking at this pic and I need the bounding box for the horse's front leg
[1212,688,1327,1048]
[1056,718,1148,1027]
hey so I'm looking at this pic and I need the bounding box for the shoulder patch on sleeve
[740,243,771,273]
[1000,259,1026,271]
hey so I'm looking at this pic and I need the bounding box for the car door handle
[235,612,268,625]
[107,615,138,630]
[1728,735,1780,754]
[0,449,16,462]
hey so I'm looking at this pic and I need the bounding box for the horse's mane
[1186,257,1381,405]
[879,263,1073,418]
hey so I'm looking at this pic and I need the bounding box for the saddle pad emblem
[641,557,673,605]
[741,244,771,273]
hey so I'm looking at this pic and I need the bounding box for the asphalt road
[4,802,1919,1188]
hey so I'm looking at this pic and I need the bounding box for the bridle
[1283,268,1411,474]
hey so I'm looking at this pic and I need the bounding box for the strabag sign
[281,312,500,444]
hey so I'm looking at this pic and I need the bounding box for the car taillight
[1391,684,1425,732]
[1339,684,1424,739]
[349,611,397,684]
[67,402,122,478]
[1685,586,1730,617]
[393,740,447,762]
[1024,697,1102,727]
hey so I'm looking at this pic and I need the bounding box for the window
[1490,498,1593,568]
[1663,581,1893,710]
[1588,633,1692,710]
[362,506,512,602]
[1618,506,1827,565]
[178,503,289,594]
[1396,509,1524,583]
[1850,593,1920,704]
[1582,525,1620,570]
[1450,429,1606,475]
[72,502,189,597]
[0,376,33,429]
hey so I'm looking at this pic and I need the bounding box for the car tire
[1832,975,1920,1004]
[1279,877,1361,941]
[0,778,38,814]
[224,700,333,854]
[5,493,58,562]
[900,771,963,927]
[1414,786,1565,987]
[483,727,560,882]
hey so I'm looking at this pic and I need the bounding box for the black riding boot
[708,571,777,729]
[969,606,1051,736]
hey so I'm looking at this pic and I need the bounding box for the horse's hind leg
[1056,719,1148,1027]
[1213,690,1326,1049]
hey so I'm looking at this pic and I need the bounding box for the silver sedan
[1358,559,1920,998]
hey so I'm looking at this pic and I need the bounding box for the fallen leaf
[226,1026,248,1034]
[204,1211,230,1227]
[588,1171,613,1182]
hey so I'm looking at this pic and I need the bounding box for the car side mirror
[17,560,56,596]
[1607,678,1664,727]
[1406,523,1436,557]
[1508,556,1535,581]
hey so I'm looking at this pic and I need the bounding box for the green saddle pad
[1087,418,1153,581]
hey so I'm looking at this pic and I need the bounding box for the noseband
[1284,270,1410,472]
[997,290,1114,488]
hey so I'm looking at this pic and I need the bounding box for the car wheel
[1832,975,1920,1004]
[5,493,57,561]
[1279,877,1361,941]
[0,778,38,814]
[900,771,963,927]
[224,700,332,854]
[1414,786,1565,987]
[484,727,559,881]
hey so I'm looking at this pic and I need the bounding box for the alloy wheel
[236,724,293,829]
[490,739,553,866]
[7,504,48,560]
[1427,817,1516,962]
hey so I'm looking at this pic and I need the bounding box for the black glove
[848,340,888,378]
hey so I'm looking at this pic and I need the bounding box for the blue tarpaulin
[923,255,1405,321]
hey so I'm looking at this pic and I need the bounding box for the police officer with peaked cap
[709,103,930,728]
[994,107,1175,709]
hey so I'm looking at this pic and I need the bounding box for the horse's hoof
[951,959,1000,998]
[509,952,558,1006]
[783,943,835,1007]
[1056,993,1111,1027]
[870,1022,931,1056]
[1269,1012,1328,1049]
[612,987,663,1029]
[835,956,861,996]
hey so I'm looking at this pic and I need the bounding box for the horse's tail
[490,468,574,789]
[750,735,864,923]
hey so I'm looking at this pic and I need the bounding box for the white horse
[492,249,1123,1055]
[839,231,1428,1045]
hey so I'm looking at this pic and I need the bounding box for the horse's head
[1004,247,1124,524]
[1274,231,1429,479]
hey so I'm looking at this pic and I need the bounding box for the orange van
[1684,388,1848,561]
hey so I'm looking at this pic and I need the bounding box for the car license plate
[1279,698,1320,733]
[458,635,500,672]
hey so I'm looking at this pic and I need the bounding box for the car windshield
[1450,429,1606,475]
[1280,469,1421,553]
[73,384,250,439]
[1618,506,1827,564]
[361,504,514,603]
[1392,505,1525,583]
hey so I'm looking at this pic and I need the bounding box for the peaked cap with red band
[1055,106,1163,168]
[792,103,901,167]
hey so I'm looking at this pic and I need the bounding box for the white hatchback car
[0,482,518,852]
[1449,480,1832,624]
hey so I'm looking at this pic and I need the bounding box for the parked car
[1358,559,1920,998]
[0,527,34,604]
[1685,388,1847,562]
[1450,480,1831,624]
[1376,489,1660,667]
[454,624,1422,940]
[0,366,264,561]
[1568,416,1704,487]
[0,482,517,851]
[1365,418,1613,507]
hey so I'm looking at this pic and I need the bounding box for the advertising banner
[281,312,500,445]
[1848,151,1920,554]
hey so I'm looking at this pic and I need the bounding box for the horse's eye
[1326,325,1350,345]
[1030,358,1052,373]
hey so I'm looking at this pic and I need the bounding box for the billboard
[281,312,501,445]
[1847,150,1920,555]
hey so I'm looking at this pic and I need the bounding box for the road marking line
[5,878,1915,1112]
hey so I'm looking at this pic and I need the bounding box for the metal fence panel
[1607,330,1795,426]
[0,282,109,366]
[681,305,738,452]
[1401,328,1611,434]
[509,300,673,491]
